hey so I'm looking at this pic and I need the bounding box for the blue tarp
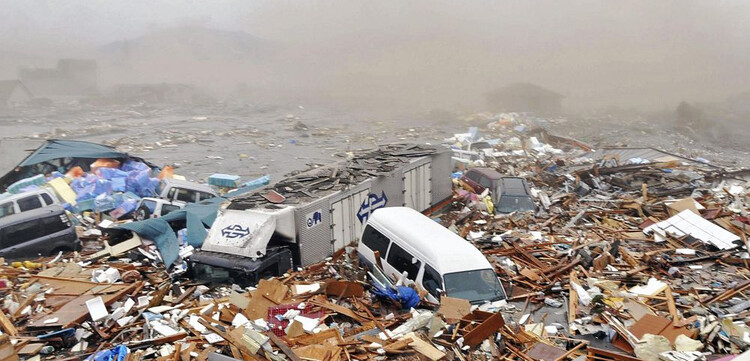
[18,140,130,167]
[118,217,179,268]
[1,139,158,193]
[371,283,421,309]
[116,197,223,268]
[86,345,129,361]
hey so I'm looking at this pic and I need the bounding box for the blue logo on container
[222,224,250,239]
[307,210,323,228]
[357,192,388,223]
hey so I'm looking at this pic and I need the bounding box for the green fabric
[118,218,179,268]
[116,197,223,268]
[18,139,129,167]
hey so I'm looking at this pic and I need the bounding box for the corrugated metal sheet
[644,209,739,250]
[587,147,719,168]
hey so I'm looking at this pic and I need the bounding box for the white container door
[330,189,370,252]
[404,163,431,211]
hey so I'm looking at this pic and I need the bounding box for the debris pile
[441,113,750,360]
[0,113,747,360]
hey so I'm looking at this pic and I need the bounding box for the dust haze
[1,0,749,112]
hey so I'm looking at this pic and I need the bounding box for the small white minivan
[358,207,506,304]
[0,189,60,219]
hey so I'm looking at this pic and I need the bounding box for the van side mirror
[411,257,418,264]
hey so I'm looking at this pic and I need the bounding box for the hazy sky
[2,0,749,111]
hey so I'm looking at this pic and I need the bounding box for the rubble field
[0,111,748,361]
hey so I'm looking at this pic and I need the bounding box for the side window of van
[198,192,214,201]
[161,204,181,216]
[422,264,443,298]
[167,188,177,200]
[479,176,491,188]
[466,171,480,182]
[0,203,14,218]
[17,196,42,212]
[361,225,389,259]
[176,188,197,202]
[41,193,54,206]
[387,242,421,279]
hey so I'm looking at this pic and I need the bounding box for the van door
[384,242,421,285]
[39,214,74,253]
[419,263,443,303]
[359,225,391,269]
[1,219,43,258]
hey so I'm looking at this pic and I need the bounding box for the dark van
[0,205,80,259]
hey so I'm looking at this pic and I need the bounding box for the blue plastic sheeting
[18,140,129,167]
[86,345,129,361]
[118,218,179,268]
[371,283,421,309]
[160,198,222,247]
[116,197,222,268]
[224,175,270,198]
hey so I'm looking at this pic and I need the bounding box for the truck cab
[187,206,297,286]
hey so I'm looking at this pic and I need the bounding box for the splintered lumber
[462,312,505,348]
[0,312,17,337]
[665,287,678,322]
[268,332,302,361]
[404,333,445,361]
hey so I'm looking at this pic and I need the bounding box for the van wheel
[135,206,151,221]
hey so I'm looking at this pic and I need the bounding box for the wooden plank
[17,343,43,356]
[382,337,413,353]
[267,332,303,361]
[568,280,578,326]
[664,287,678,322]
[462,312,505,348]
[0,312,17,337]
[405,334,445,361]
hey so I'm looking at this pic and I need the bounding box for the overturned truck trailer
[189,144,452,284]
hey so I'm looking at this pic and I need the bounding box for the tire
[135,206,151,221]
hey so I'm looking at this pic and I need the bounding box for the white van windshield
[443,268,505,303]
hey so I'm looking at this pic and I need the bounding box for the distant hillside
[98,26,277,86]
[101,26,272,59]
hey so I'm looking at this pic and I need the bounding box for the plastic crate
[208,174,241,188]
[267,302,325,337]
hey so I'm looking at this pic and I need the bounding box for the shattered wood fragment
[0,312,17,337]
[461,311,505,348]
[438,296,471,322]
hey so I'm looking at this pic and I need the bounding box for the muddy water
[1,104,747,185]
[0,104,451,182]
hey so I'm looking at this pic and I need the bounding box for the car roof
[0,188,54,203]
[499,177,530,195]
[162,179,216,194]
[367,207,493,275]
[0,205,65,226]
[467,167,504,180]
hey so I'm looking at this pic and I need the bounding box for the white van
[0,189,60,219]
[358,207,506,304]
